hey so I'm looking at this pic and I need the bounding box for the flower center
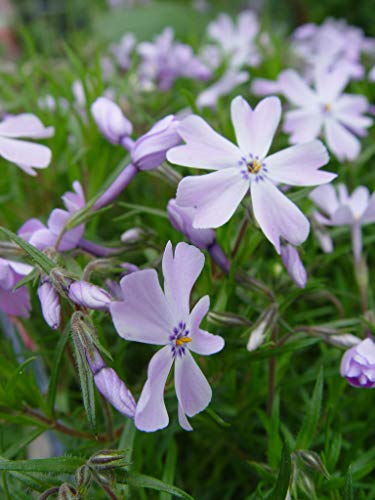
[169,321,191,357]
[322,103,331,113]
[238,153,267,182]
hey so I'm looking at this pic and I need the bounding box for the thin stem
[267,324,279,416]
[231,216,249,259]
[23,406,124,442]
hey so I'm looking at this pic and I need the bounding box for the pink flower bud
[37,281,61,329]
[69,281,112,311]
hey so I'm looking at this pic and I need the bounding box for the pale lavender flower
[0,259,32,317]
[120,228,144,243]
[207,11,261,69]
[110,33,136,71]
[0,113,54,175]
[196,69,249,109]
[279,68,373,161]
[93,115,181,209]
[340,338,375,388]
[251,77,283,97]
[86,347,136,417]
[167,199,215,250]
[310,183,375,261]
[369,66,375,82]
[69,281,112,311]
[37,280,61,329]
[167,96,335,253]
[91,97,133,145]
[18,181,85,252]
[137,28,211,91]
[110,241,224,432]
[280,244,307,288]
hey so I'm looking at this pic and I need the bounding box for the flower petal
[0,137,51,169]
[278,70,317,107]
[174,350,212,417]
[230,95,281,158]
[324,118,361,161]
[167,115,240,170]
[178,403,193,431]
[315,69,349,103]
[265,141,334,186]
[309,185,339,216]
[110,269,174,345]
[189,296,225,355]
[283,109,323,143]
[251,179,310,253]
[362,193,375,224]
[162,241,204,320]
[176,168,249,228]
[135,346,174,432]
[0,113,54,138]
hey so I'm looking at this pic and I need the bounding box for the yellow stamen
[247,159,262,174]
[323,103,331,112]
[176,337,192,346]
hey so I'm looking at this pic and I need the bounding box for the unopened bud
[247,305,278,352]
[69,281,112,310]
[75,465,92,492]
[327,334,361,348]
[89,450,127,469]
[207,310,251,327]
[57,483,77,500]
[91,97,133,145]
[38,280,61,329]
[120,228,145,243]
[296,450,330,478]
[280,244,307,288]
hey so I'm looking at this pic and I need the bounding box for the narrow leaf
[267,444,291,500]
[124,472,194,499]
[160,440,177,500]
[343,466,353,500]
[296,367,324,449]
[47,324,71,415]
[0,456,84,474]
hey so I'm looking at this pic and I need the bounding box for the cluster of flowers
[2,9,375,434]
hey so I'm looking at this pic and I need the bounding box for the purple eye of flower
[247,158,263,174]
[238,153,268,182]
[169,321,192,357]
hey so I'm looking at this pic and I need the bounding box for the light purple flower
[91,97,133,145]
[167,199,215,250]
[196,69,249,109]
[87,347,136,417]
[131,115,181,171]
[251,77,283,97]
[0,258,32,317]
[280,244,307,288]
[69,281,112,311]
[110,241,224,432]
[207,11,261,69]
[0,113,54,175]
[37,280,61,329]
[310,183,375,260]
[110,33,136,71]
[279,68,372,160]
[369,66,375,82]
[167,95,335,253]
[18,181,85,252]
[137,28,211,91]
[340,338,375,388]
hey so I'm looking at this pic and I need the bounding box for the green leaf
[117,202,169,219]
[47,323,71,415]
[124,472,194,499]
[71,332,96,432]
[0,227,55,275]
[2,429,45,460]
[296,367,324,449]
[0,456,85,474]
[266,444,291,500]
[160,440,177,500]
[343,466,353,500]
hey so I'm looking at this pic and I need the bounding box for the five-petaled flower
[167,95,335,253]
[110,241,224,432]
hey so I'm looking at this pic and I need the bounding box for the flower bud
[89,449,128,469]
[75,465,92,492]
[296,450,330,478]
[280,244,307,288]
[91,97,133,145]
[120,227,145,244]
[207,311,250,327]
[247,305,278,352]
[86,348,136,418]
[328,334,361,348]
[69,281,112,311]
[57,483,77,500]
[340,338,375,388]
[91,97,133,144]
[131,115,181,170]
[167,199,215,249]
[38,280,61,329]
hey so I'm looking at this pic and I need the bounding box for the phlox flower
[18,181,85,252]
[110,241,224,432]
[310,183,375,261]
[340,338,375,388]
[207,11,261,69]
[137,28,211,91]
[196,68,249,109]
[279,68,373,161]
[0,258,33,317]
[167,96,335,253]
[0,113,54,175]
[110,33,136,71]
